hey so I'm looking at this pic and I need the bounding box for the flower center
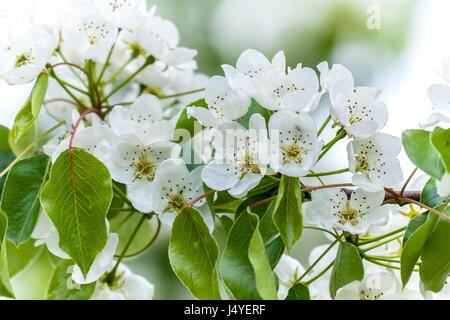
[88,35,99,45]
[338,202,365,226]
[128,42,147,58]
[281,140,306,165]
[15,53,33,67]
[131,152,156,182]
[355,154,370,176]
[360,289,383,300]
[240,152,260,178]
[164,193,189,214]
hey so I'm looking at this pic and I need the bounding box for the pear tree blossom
[201,114,269,198]
[303,188,390,234]
[268,110,321,177]
[347,133,403,192]
[0,2,449,302]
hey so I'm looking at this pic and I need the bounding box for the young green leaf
[401,213,438,286]
[1,154,51,245]
[7,240,43,277]
[47,260,95,300]
[169,207,221,300]
[330,242,364,299]
[419,206,450,292]
[431,127,450,171]
[421,178,448,208]
[272,175,303,251]
[8,125,37,157]
[220,211,277,300]
[40,148,112,276]
[402,129,445,179]
[0,209,14,298]
[12,73,49,142]
[286,283,310,300]
[248,218,278,300]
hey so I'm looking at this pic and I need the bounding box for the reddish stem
[69,108,102,152]
[190,190,215,207]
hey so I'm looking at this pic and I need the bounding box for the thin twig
[400,168,418,196]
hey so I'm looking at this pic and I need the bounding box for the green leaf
[8,124,37,157]
[219,215,234,236]
[0,210,14,298]
[265,236,285,269]
[0,126,14,198]
[272,175,303,251]
[259,201,279,243]
[248,217,278,300]
[40,148,112,276]
[1,154,50,245]
[419,207,450,292]
[421,178,448,208]
[6,240,42,277]
[431,127,450,172]
[169,207,220,300]
[110,211,154,256]
[220,211,277,300]
[0,126,11,152]
[401,213,438,287]
[12,73,49,142]
[47,260,95,300]
[286,283,310,300]
[174,98,206,141]
[402,129,445,179]
[330,242,364,299]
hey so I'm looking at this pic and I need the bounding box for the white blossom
[106,133,180,213]
[94,0,147,30]
[222,49,285,99]
[0,25,57,84]
[187,75,250,127]
[152,159,212,228]
[437,172,450,197]
[61,1,118,61]
[422,57,450,127]
[256,64,320,113]
[274,255,305,299]
[347,133,403,192]
[335,267,404,300]
[91,264,154,300]
[268,110,321,177]
[201,114,269,198]
[318,62,387,139]
[107,94,172,145]
[136,12,179,60]
[303,188,390,234]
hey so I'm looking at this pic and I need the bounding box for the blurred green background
[10,0,418,300]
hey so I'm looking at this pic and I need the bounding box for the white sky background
[0,0,449,172]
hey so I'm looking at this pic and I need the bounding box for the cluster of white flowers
[1,0,449,301]
[186,50,402,232]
